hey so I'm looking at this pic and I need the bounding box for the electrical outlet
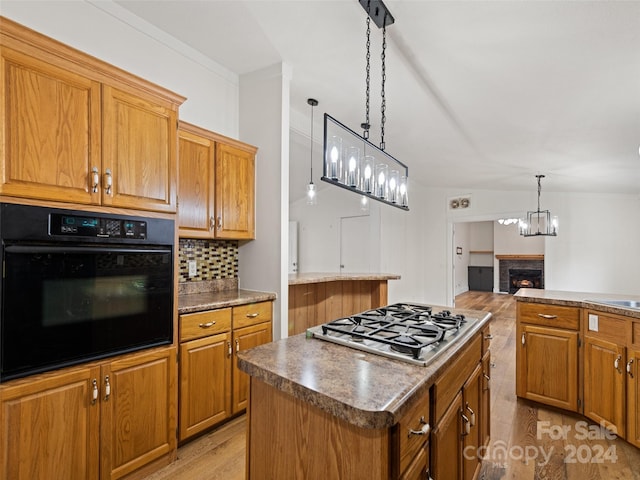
[188,260,197,278]
[588,314,599,332]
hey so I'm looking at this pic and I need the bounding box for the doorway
[340,215,371,273]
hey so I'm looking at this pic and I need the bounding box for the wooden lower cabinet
[627,347,640,448]
[516,323,579,411]
[0,346,177,480]
[179,332,232,441]
[480,351,491,448]
[462,365,482,480]
[583,335,626,437]
[178,301,273,441]
[232,321,272,414]
[432,391,463,480]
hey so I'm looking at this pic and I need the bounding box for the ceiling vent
[449,195,471,210]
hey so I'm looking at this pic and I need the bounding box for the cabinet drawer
[433,334,482,420]
[398,390,430,475]
[517,302,580,330]
[180,308,232,341]
[233,301,272,328]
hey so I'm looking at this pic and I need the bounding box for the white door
[340,216,371,273]
[288,221,298,273]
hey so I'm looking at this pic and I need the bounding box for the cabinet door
[0,47,101,204]
[0,366,101,480]
[100,347,177,480]
[480,351,491,448]
[232,322,272,414]
[627,348,640,448]
[177,124,215,238]
[462,365,482,480]
[432,391,463,480]
[584,336,625,437]
[516,324,579,411]
[215,142,255,239]
[179,333,232,441]
[102,85,177,213]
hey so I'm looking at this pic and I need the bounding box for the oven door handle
[4,245,171,255]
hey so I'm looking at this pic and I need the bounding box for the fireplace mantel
[495,254,544,261]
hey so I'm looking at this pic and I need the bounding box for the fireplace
[496,255,544,293]
[509,269,542,294]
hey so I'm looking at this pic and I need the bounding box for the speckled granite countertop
[237,307,491,429]
[514,288,640,319]
[289,272,401,285]
[178,289,277,314]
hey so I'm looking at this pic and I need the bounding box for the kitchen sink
[586,299,640,311]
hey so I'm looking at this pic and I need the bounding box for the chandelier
[321,0,408,211]
[519,175,558,237]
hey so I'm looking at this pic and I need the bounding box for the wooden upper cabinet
[215,142,256,239]
[102,85,178,213]
[177,122,257,239]
[0,46,101,204]
[178,122,216,237]
[0,16,184,212]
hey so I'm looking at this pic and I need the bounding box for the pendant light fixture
[519,174,558,237]
[321,0,408,211]
[306,98,318,205]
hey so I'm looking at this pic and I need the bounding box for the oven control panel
[50,213,147,239]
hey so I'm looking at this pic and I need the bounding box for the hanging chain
[361,15,371,139]
[380,22,387,151]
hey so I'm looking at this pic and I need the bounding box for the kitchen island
[288,272,401,335]
[238,305,492,479]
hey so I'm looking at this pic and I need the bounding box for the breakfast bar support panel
[246,378,390,479]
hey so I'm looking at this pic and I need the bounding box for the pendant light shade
[306,98,318,205]
[519,175,558,237]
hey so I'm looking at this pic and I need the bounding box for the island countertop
[178,289,276,314]
[289,272,400,285]
[237,306,491,429]
[514,288,640,319]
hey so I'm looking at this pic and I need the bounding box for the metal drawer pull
[484,334,493,340]
[461,413,471,436]
[521,333,526,346]
[104,375,111,401]
[615,355,622,373]
[91,379,98,405]
[627,359,634,378]
[408,416,431,437]
[198,321,216,328]
[466,403,476,426]
[537,314,557,319]
[246,313,259,318]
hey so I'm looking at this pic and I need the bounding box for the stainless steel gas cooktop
[308,302,479,366]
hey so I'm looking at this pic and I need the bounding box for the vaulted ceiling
[113,0,640,200]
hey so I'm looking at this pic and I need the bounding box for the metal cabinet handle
[521,333,526,346]
[615,355,622,373]
[91,379,98,405]
[538,313,557,319]
[235,339,240,353]
[483,373,491,391]
[466,403,476,427]
[104,168,113,195]
[246,313,259,318]
[104,375,111,401]
[217,216,222,230]
[484,334,493,340]
[227,341,232,357]
[198,321,216,328]
[461,413,471,436]
[209,216,215,230]
[627,359,634,378]
[91,167,100,193]
[408,416,431,437]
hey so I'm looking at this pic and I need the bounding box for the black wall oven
[0,203,174,381]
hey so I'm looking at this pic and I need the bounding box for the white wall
[453,222,470,296]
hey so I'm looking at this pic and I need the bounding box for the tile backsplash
[178,238,238,283]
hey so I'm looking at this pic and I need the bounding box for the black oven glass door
[1,244,173,380]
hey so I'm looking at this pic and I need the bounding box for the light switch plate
[588,314,599,332]
[188,260,197,277]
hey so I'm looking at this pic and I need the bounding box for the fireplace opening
[509,268,542,294]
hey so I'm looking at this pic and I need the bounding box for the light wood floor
[144,292,640,480]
